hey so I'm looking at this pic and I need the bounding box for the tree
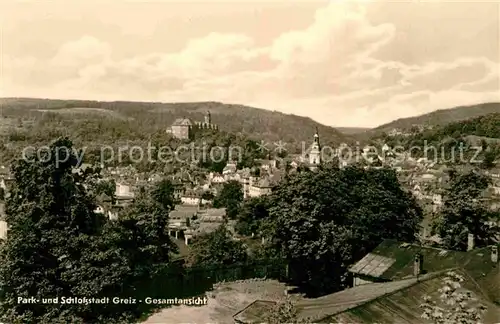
[117,191,177,277]
[420,271,487,324]
[0,187,4,201]
[213,180,243,219]
[265,165,423,295]
[0,138,132,323]
[95,179,116,204]
[152,179,178,211]
[201,191,214,201]
[235,196,270,236]
[431,171,499,251]
[481,150,497,169]
[187,225,247,266]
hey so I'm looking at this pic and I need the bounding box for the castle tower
[309,128,321,165]
[204,111,211,125]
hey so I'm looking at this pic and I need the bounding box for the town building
[246,178,273,198]
[300,130,322,170]
[166,111,219,140]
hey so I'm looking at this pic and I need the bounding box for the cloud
[1,0,499,127]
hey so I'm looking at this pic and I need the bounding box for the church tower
[309,128,321,165]
[204,111,211,125]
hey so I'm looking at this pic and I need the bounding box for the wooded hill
[0,97,352,147]
[375,113,500,166]
[372,102,500,134]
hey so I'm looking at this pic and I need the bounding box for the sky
[1,0,499,127]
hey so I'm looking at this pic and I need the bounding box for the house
[168,205,199,241]
[349,239,466,286]
[198,208,226,222]
[114,183,135,206]
[180,190,204,205]
[255,159,278,171]
[247,178,273,198]
[115,183,134,198]
[348,239,499,298]
[95,192,124,220]
[172,182,185,199]
[183,209,226,245]
[234,239,500,323]
[324,269,500,324]
[209,172,225,184]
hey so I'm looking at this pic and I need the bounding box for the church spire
[309,128,321,166]
[314,127,319,143]
[204,110,211,125]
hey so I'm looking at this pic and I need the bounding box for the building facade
[167,111,219,140]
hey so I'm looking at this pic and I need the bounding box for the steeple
[204,110,211,125]
[309,128,321,166]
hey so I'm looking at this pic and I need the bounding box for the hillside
[376,113,500,166]
[336,127,370,135]
[0,98,351,147]
[372,102,500,134]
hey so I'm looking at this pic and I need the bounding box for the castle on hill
[167,111,219,140]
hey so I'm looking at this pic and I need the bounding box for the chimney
[414,253,423,276]
[492,246,498,264]
[467,233,475,251]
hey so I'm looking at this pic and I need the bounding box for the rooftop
[297,273,437,321]
[349,239,500,304]
[349,240,468,281]
[172,118,193,126]
[198,208,226,218]
[326,269,500,324]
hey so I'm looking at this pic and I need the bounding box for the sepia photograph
[0,0,499,323]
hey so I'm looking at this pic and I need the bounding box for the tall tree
[117,191,177,277]
[213,180,243,219]
[235,196,270,236]
[431,171,499,251]
[152,179,178,211]
[95,178,116,204]
[265,165,422,295]
[187,225,247,266]
[0,138,130,323]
